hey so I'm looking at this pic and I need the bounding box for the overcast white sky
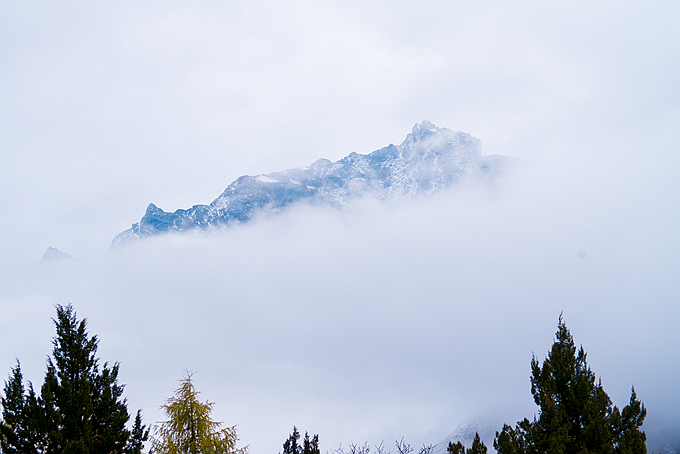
[1,1,679,453]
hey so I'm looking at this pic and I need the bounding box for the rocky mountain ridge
[111,121,512,247]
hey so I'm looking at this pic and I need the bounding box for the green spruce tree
[468,434,487,454]
[127,410,149,454]
[447,441,465,454]
[282,427,319,454]
[494,315,647,454]
[611,388,647,454]
[302,431,320,454]
[282,428,301,454]
[0,304,148,454]
[447,433,487,454]
[0,362,45,454]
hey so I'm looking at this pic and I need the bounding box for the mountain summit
[40,247,73,263]
[111,121,511,247]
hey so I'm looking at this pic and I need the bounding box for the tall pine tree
[494,316,646,454]
[281,427,319,454]
[448,433,487,454]
[302,432,320,454]
[0,362,45,453]
[0,304,148,454]
[282,428,301,454]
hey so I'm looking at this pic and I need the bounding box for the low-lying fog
[1,147,678,452]
[1,1,679,452]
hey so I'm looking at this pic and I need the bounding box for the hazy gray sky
[1,1,679,453]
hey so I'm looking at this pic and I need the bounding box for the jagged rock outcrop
[111,121,511,247]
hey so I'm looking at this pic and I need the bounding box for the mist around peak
[111,121,512,248]
[1,1,679,452]
[2,153,678,452]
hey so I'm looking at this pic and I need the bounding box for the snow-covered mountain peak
[394,122,482,174]
[410,119,439,140]
[111,122,513,248]
[146,203,163,215]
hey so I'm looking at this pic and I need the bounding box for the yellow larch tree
[152,373,248,454]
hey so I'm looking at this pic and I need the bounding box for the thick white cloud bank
[1,1,679,452]
[2,158,679,452]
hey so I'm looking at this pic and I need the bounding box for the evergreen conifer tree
[0,362,44,453]
[302,431,320,454]
[151,373,247,454]
[282,427,301,454]
[127,410,149,454]
[468,434,487,454]
[1,304,149,454]
[611,389,647,454]
[447,433,487,454]
[494,316,647,454]
[282,428,319,454]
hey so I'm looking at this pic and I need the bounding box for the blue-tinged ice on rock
[111,121,512,248]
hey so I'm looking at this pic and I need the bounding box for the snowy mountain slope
[111,121,512,247]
